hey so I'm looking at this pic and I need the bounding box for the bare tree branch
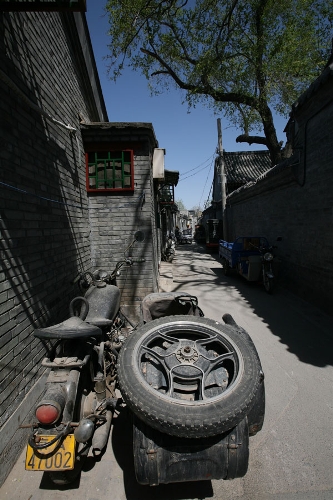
[160,21,198,65]
[140,47,259,108]
[215,0,240,54]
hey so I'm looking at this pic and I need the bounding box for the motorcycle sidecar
[118,292,265,486]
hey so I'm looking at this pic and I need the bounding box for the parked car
[179,229,193,244]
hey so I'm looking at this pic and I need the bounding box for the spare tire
[117,315,262,438]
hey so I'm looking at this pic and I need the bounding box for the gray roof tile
[224,150,272,183]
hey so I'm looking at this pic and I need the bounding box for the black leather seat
[34,316,102,340]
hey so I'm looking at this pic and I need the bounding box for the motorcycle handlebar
[115,257,145,268]
[72,259,145,286]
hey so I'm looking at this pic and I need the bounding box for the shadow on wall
[88,163,158,317]
[0,12,90,423]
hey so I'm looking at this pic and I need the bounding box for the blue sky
[85,1,288,210]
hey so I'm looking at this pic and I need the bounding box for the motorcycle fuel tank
[84,284,121,326]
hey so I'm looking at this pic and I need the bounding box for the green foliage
[105,0,333,162]
[176,198,187,210]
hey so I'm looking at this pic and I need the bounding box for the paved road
[2,243,333,500]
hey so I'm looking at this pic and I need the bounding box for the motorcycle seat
[34,316,102,340]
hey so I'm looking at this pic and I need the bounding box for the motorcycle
[23,233,145,485]
[162,232,176,262]
[23,234,265,486]
[248,240,280,293]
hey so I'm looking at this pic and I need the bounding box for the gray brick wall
[82,123,159,322]
[0,13,160,485]
[0,11,105,484]
[225,80,333,314]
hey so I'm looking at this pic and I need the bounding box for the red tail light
[35,404,60,425]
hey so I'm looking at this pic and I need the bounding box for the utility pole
[217,118,227,239]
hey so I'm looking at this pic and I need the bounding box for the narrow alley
[2,243,333,500]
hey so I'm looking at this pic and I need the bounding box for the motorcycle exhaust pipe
[91,410,113,457]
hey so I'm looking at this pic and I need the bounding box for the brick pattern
[83,124,159,321]
[0,13,94,429]
[0,13,161,485]
[226,88,333,314]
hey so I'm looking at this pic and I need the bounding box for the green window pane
[87,150,133,190]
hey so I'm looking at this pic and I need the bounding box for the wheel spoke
[167,364,207,400]
[195,333,218,345]
[140,330,239,400]
[203,352,238,387]
[194,336,237,370]
[139,337,180,386]
[141,345,165,360]
[200,350,236,366]
[157,330,181,345]
[140,330,180,362]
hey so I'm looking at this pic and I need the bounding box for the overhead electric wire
[178,162,212,182]
[179,151,216,179]
[198,156,215,209]
[177,147,217,209]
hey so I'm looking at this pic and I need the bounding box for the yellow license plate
[25,435,75,471]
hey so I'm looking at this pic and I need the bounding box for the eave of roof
[165,169,179,186]
[80,121,158,146]
[80,121,155,131]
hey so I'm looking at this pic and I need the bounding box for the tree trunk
[259,102,282,166]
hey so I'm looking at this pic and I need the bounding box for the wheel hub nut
[176,344,199,364]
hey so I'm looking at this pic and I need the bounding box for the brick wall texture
[2,7,331,487]
[82,123,159,320]
[225,77,333,314]
[0,12,159,484]
[1,12,94,426]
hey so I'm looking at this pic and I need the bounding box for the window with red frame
[86,150,134,192]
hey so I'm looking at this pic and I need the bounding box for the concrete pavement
[1,243,333,500]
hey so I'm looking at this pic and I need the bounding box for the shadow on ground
[173,243,333,368]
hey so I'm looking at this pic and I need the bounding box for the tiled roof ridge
[224,150,270,156]
[227,154,299,198]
